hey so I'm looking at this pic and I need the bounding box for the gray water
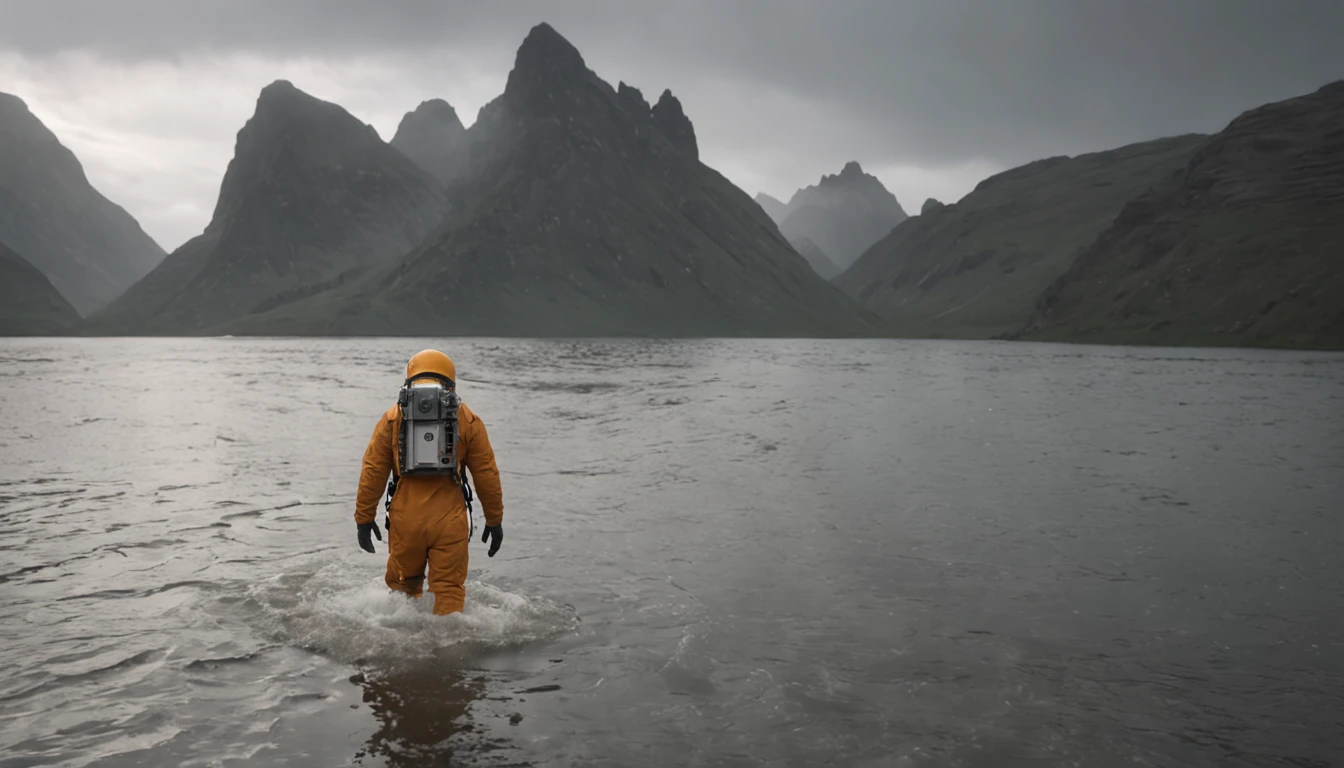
[1,338,1341,768]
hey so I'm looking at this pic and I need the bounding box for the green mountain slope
[835,135,1206,338]
[1018,80,1344,349]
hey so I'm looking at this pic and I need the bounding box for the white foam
[247,563,578,667]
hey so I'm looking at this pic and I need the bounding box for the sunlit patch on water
[246,564,580,668]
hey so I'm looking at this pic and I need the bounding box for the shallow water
[1,338,1341,767]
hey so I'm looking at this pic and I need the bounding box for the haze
[2,0,1340,251]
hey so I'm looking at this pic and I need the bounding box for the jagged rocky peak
[819,161,878,189]
[651,89,698,159]
[252,79,330,120]
[240,79,381,156]
[391,98,466,184]
[922,198,944,215]
[395,98,463,135]
[504,22,592,115]
[617,81,650,114]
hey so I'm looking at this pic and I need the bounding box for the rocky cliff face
[390,99,465,185]
[233,23,875,337]
[835,135,1206,338]
[788,236,841,281]
[87,81,445,334]
[775,162,907,270]
[1019,80,1344,349]
[0,92,165,315]
[650,90,698,159]
[0,239,78,334]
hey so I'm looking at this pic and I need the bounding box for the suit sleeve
[462,408,504,528]
[355,413,395,525]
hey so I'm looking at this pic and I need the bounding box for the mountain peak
[840,161,864,177]
[616,81,650,114]
[0,91,29,114]
[254,79,326,119]
[392,98,466,184]
[504,22,591,116]
[651,89,698,159]
[514,22,585,78]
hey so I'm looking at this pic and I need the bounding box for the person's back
[352,349,504,614]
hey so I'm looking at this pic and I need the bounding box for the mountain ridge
[85,80,446,334]
[224,22,878,337]
[1016,80,1344,349]
[0,92,166,315]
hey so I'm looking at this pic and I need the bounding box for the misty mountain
[0,239,78,335]
[754,193,788,223]
[772,162,908,271]
[0,92,165,316]
[1018,80,1344,349]
[232,23,875,337]
[86,81,445,334]
[789,237,841,281]
[835,135,1206,338]
[390,99,465,185]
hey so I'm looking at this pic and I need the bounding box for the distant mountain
[775,162,907,271]
[1018,80,1344,349]
[0,92,165,315]
[755,193,788,223]
[789,236,841,281]
[390,99,464,185]
[231,23,875,337]
[835,135,1206,338]
[0,239,78,335]
[921,198,944,215]
[86,81,445,334]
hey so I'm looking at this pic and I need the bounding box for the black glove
[357,521,382,553]
[481,524,503,557]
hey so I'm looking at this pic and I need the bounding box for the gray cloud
[2,0,1342,250]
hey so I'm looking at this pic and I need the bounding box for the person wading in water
[353,349,504,614]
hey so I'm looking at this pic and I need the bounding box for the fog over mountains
[1,19,1339,348]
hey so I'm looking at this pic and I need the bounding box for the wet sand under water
[1,338,1341,767]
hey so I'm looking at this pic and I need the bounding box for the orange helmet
[405,349,456,386]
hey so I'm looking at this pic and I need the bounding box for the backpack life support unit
[384,372,474,524]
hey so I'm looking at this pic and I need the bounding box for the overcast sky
[3,0,1342,251]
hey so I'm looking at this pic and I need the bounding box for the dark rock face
[921,198,944,215]
[1019,80,1344,349]
[88,80,445,334]
[0,239,78,334]
[234,23,873,337]
[391,99,465,185]
[650,90,698,159]
[835,134,1204,338]
[775,162,907,270]
[788,236,842,281]
[616,82,651,116]
[0,92,165,315]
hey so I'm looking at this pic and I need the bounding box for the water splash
[247,563,579,668]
